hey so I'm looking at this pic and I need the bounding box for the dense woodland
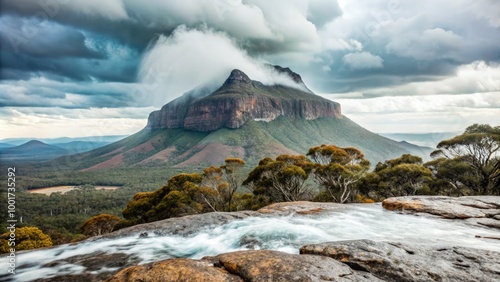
[1,124,498,252]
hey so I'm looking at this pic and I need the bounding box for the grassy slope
[58,116,432,171]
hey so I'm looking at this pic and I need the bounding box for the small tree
[80,214,120,236]
[362,154,433,199]
[201,166,225,211]
[307,145,370,203]
[221,158,246,211]
[244,155,314,202]
[430,124,500,194]
[200,158,246,212]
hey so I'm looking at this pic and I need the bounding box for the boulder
[106,249,381,282]
[107,258,243,282]
[216,250,381,281]
[382,196,500,228]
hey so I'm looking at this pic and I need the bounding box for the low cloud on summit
[1,0,499,137]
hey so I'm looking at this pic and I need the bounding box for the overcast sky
[1,0,499,139]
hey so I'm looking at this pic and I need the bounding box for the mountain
[53,67,433,170]
[147,67,341,131]
[0,140,69,161]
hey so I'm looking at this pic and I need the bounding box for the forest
[1,124,498,252]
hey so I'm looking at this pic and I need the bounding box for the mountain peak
[222,69,251,87]
[24,140,47,146]
[270,65,305,85]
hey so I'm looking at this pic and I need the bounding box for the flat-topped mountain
[147,67,341,132]
[52,66,432,170]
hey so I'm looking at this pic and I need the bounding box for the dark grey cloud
[0,79,145,108]
[1,0,499,106]
[0,17,104,60]
[0,14,140,82]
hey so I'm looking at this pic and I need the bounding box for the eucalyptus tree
[307,145,370,203]
[430,124,500,195]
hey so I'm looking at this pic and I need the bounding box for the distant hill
[0,135,127,146]
[0,140,69,161]
[0,143,15,150]
[379,132,459,148]
[52,66,433,170]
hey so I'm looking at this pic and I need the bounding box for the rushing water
[2,203,500,281]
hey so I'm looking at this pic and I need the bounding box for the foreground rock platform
[301,240,500,282]
[107,239,500,282]
[107,248,381,282]
[382,196,500,229]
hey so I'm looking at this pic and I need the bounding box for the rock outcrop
[300,240,500,282]
[107,240,500,282]
[147,67,342,132]
[382,196,500,229]
[107,258,243,282]
[107,249,381,282]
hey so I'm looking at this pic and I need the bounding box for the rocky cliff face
[147,67,342,132]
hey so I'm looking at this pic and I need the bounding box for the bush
[0,226,52,253]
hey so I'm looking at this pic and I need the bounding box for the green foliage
[80,214,120,236]
[308,145,370,203]
[360,154,433,200]
[430,124,500,195]
[244,155,314,202]
[0,227,52,253]
[119,159,256,226]
[200,158,247,212]
[121,173,205,224]
[425,157,478,196]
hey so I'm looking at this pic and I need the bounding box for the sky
[1,0,499,139]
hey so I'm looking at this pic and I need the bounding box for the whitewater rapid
[2,203,500,281]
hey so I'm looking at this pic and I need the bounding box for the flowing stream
[2,203,499,281]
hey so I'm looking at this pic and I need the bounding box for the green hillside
[51,116,432,170]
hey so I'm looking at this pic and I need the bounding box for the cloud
[386,28,463,61]
[138,27,306,105]
[0,16,105,59]
[0,107,151,138]
[0,78,144,108]
[1,0,500,138]
[307,0,343,27]
[357,61,500,97]
[342,51,384,70]
[331,92,500,134]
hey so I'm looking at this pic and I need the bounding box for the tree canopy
[307,145,370,203]
[80,214,120,236]
[430,124,500,194]
[0,227,53,253]
[244,155,314,202]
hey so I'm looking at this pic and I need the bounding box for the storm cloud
[1,0,499,137]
